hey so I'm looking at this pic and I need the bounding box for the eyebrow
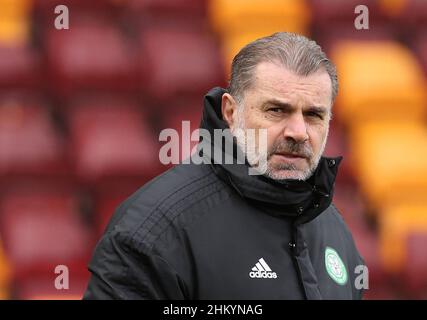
[263,99,329,115]
[263,99,293,110]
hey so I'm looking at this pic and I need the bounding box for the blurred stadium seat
[333,183,389,292]
[377,0,407,18]
[33,0,119,16]
[94,194,125,239]
[209,0,311,37]
[0,186,93,298]
[0,45,43,90]
[403,0,427,25]
[218,31,282,75]
[45,20,139,97]
[349,121,427,211]
[379,203,427,277]
[128,0,207,17]
[66,95,159,184]
[0,94,68,178]
[411,31,427,76]
[160,97,202,164]
[402,232,427,298]
[139,26,225,103]
[209,0,311,69]
[16,273,88,300]
[0,0,32,46]
[387,0,427,32]
[332,40,427,126]
[0,239,11,299]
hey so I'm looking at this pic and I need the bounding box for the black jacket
[84,87,365,300]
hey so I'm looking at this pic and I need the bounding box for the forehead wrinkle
[253,63,331,104]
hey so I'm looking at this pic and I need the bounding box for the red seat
[362,283,401,300]
[67,96,160,184]
[402,232,427,298]
[123,0,209,36]
[351,226,391,296]
[0,94,67,178]
[94,194,125,239]
[0,45,42,90]
[128,0,207,17]
[394,0,427,32]
[46,20,138,97]
[333,182,389,293]
[332,183,369,230]
[160,98,202,165]
[16,273,89,300]
[412,31,427,77]
[139,27,225,103]
[33,0,119,17]
[0,187,93,284]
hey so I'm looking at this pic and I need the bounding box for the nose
[283,112,309,143]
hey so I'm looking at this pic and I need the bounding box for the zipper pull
[288,241,296,254]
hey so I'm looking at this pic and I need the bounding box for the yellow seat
[208,0,311,37]
[0,19,30,46]
[379,202,427,274]
[209,0,311,77]
[220,31,279,75]
[0,0,32,46]
[378,0,407,17]
[0,239,11,299]
[349,121,427,210]
[332,41,427,126]
[0,0,32,17]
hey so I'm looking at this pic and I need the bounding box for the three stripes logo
[249,258,278,279]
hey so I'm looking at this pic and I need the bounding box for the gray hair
[228,32,338,104]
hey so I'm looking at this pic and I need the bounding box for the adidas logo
[249,258,278,279]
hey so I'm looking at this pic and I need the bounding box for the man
[84,32,365,299]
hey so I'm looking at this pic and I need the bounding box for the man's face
[228,61,332,180]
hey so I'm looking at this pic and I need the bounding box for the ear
[221,93,238,129]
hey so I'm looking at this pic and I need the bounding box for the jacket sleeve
[83,230,187,300]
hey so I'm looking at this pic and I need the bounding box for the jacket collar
[200,87,342,225]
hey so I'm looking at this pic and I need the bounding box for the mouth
[275,152,307,159]
[273,152,308,163]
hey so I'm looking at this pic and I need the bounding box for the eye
[267,107,283,113]
[305,111,323,120]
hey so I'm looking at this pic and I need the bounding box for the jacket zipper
[289,224,308,299]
